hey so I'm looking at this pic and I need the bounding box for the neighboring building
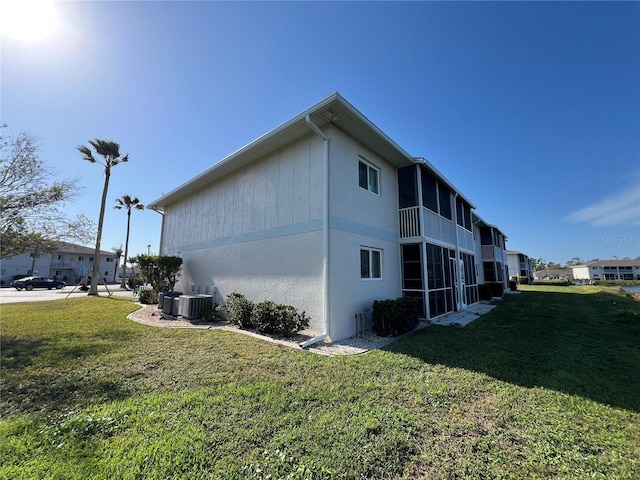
[533,268,573,280]
[572,259,640,281]
[506,250,534,283]
[148,93,507,342]
[473,213,509,293]
[1,242,116,286]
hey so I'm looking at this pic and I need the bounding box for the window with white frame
[358,159,379,195]
[360,247,382,279]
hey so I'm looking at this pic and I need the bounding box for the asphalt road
[0,285,135,304]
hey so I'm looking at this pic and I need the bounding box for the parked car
[10,276,66,291]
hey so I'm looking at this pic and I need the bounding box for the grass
[1,286,639,479]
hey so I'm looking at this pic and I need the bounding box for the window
[398,166,417,208]
[78,256,84,261]
[456,197,472,231]
[360,247,382,279]
[402,244,423,289]
[105,271,109,276]
[58,255,63,260]
[358,159,379,194]
[89,256,94,262]
[438,185,452,220]
[106,257,113,262]
[421,168,438,213]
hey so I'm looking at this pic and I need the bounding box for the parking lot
[0,285,134,304]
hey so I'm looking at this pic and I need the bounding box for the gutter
[300,115,330,349]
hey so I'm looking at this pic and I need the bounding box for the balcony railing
[399,207,421,238]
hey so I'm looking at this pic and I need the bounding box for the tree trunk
[112,256,120,283]
[89,166,110,295]
[120,210,131,289]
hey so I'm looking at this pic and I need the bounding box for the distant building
[533,268,573,280]
[473,213,509,292]
[1,242,116,286]
[572,259,640,281]
[506,250,534,283]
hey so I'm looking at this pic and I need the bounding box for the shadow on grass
[1,330,138,415]
[386,290,640,412]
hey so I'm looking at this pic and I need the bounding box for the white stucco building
[572,259,640,281]
[148,93,507,342]
[1,242,116,286]
[473,214,509,294]
[506,250,534,283]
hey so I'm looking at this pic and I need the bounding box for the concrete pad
[432,303,496,327]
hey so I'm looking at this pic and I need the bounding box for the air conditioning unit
[162,294,174,314]
[178,295,213,320]
[158,292,164,309]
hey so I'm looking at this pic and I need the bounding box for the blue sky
[2,1,639,265]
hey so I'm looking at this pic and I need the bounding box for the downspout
[150,207,165,254]
[300,115,330,348]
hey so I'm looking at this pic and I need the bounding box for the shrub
[372,298,420,337]
[509,280,517,292]
[127,276,143,290]
[137,255,183,293]
[221,292,254,328]
[252,301,310,337]
[201,302,219,322]
[138,288,158,305]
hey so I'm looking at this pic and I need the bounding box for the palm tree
[112,245,123,283]
[78,140,128,295]
[114,195,144,288]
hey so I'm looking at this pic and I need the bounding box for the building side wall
[325,127,403,340]
[160,133,326,333]
[178,231,324,333]
[161,133,323,254]
[572,266,591,280]
[329,230,401,341]
[328,127,400,235]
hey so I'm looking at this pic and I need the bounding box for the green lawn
[1,286,639,479]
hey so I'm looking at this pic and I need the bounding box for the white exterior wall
[1,249,115,286]
[327,128,402,340]
[572,266,591,280]
[160,133,327,333]
[1,252,51,284]
[473,225,485,285]
[159,127,405,341]
[506,254,519,280]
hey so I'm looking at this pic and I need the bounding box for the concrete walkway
[431,302,496,327]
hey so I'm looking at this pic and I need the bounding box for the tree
[78,140,128,295]
[531,258,547,271]
[0,127,95,258]
[565,257,584,267]
[128,255,139,280]
[114,195,144,288]
[137,255,183,293]
[112,245,123,283]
